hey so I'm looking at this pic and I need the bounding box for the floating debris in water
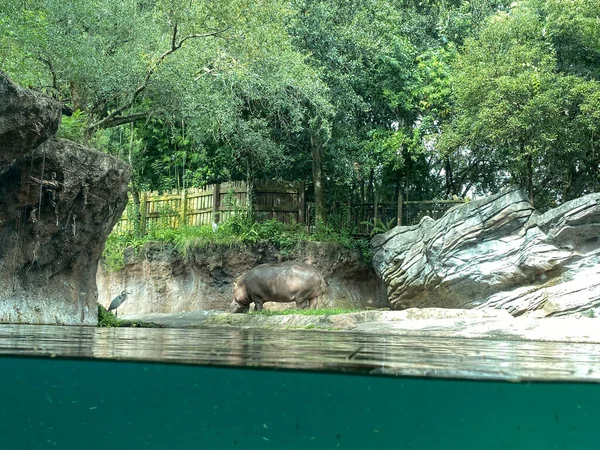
[347,345,363,360]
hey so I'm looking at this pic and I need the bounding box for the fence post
[298,182,305,225]
[397,192,403,226]
[212,183,221,223]
[180,189,188,226]
[347,196,352,231]
[139,191,147,235]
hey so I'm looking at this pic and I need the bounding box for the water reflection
[0,324,599,382]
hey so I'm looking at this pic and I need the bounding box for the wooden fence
[324,197,468,236]
[113,180,305,235]
[114,178,467,236]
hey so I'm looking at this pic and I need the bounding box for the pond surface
[2,324,600,449]
[1,324,600,382]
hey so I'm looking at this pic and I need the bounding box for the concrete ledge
[122,307,600,343]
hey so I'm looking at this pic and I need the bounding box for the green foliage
[360,218,397,237]
[289,0,420,200]
[0,0,329,194]
[57,109,88,143]
[97,304,163,328]
[440,0,600,207]
[102,209,372,271]
[97,304,122,327]
[102,234,127,271]
[3,0,599,226]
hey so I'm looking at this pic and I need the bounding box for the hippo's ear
[233,274,245,288]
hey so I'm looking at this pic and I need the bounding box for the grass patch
[281,324,320,330]
[97,304,164,328]
[102,214,371,271]
[249,308,361,316]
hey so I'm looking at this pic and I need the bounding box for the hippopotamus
[230,261,326,313]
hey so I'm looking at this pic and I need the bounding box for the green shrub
[57,109,88,143]
[102,206,373,270]
[97,304,163,327]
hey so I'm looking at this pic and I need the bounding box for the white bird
[212,221,219,233]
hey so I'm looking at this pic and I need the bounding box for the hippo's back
[243,261,324,302]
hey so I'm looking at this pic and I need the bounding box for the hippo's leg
[253,297,264,311]
[308,296,319,309]
[296,299,309,309]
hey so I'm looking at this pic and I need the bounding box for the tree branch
[454,156,483,188]
[87,23,231,134]
[37,55,58,91]
[179,27,230,46]
[96,112,149,129]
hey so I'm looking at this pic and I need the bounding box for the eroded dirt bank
[98,241,389,315]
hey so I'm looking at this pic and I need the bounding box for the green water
[1,357,598,449]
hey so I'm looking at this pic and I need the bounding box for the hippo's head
[231,277,250,313]
[233,277,248,301]
[230,300,250,313]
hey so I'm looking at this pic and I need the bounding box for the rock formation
[0,71,131,325]
[371,188,600,317]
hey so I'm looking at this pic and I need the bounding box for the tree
[288,0,419,224]
[1,0,291,133]
[440,0,600,208]
[1,0,330,220]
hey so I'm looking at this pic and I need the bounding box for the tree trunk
[130,188,142,236]
[562,164,575,202]
[445,157,454,197]
[246,161,255,222]
[367,167,375,206]
[128,123,142,236]
[360,180,365,203]
[310,130,326,226]
[396,178,403,226]
[526,153,534,206]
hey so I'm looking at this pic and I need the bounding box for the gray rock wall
[0,71,130,325]
[372,188,600,316]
